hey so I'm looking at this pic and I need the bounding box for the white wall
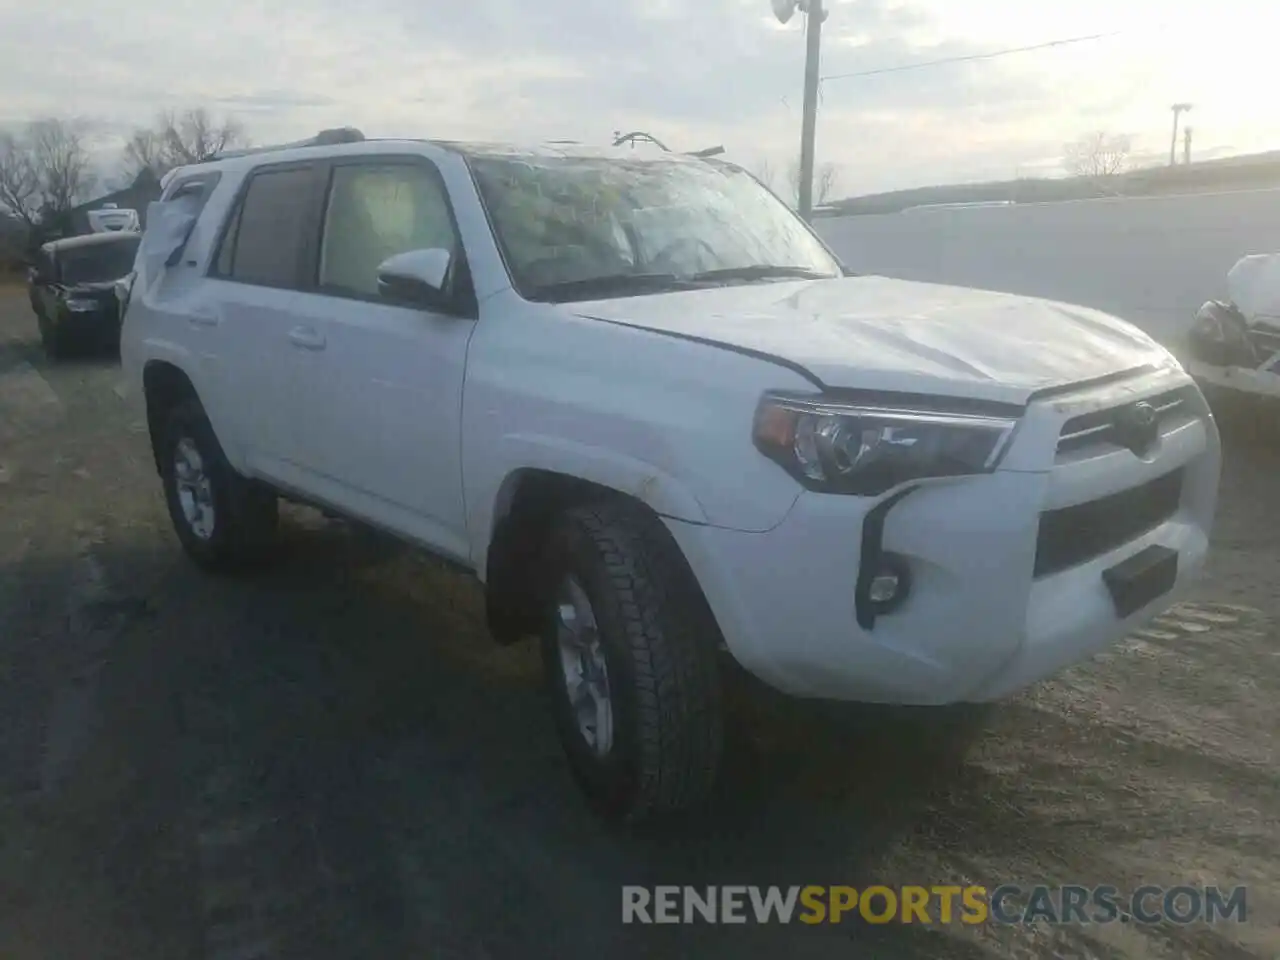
[816,188,1280,346]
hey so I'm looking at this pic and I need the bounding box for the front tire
[158,399,278,573]
[38,315,66,360]
[539,500,723,822]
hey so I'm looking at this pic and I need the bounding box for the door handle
[288,326,327,350]
[188,311,220,327]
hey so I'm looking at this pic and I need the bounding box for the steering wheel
[649,235,718,272]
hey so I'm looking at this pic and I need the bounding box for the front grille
[1056,386,1198,455]
[1033,469,1183,578]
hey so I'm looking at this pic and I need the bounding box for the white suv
[120,130,1221,821]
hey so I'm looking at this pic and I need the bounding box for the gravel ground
[0,291,1276,960]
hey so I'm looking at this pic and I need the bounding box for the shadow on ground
[1,510,1001,959]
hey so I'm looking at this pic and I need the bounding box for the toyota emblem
[1113,401,1158,454]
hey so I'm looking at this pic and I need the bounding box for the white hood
[1227,253,1280,325]
[572,275,1170,405]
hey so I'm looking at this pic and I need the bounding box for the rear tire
[538,500,723,822]
[158,399,278,573]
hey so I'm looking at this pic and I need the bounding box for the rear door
[204,161,326,484]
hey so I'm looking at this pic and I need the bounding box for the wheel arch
[482,466,709,645]
[142,360,201,475]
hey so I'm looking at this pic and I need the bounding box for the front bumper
[1186,359,1280,400]
[666,369,1220,705]
[53,303,122,347]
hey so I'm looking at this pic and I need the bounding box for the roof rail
[207,127,365,162]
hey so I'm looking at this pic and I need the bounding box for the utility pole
[796,0,825,222]
[1183,126,1193,165]
[1169,103,1192,166]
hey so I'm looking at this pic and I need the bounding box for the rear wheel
[159,399,278,573]
[539,500,723,822]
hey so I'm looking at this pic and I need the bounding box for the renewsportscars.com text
[621,885,1248,926]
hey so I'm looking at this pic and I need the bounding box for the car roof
[42,231,142,254]
[165,136,714,184]
[440,141,711,165]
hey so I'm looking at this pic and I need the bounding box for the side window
[216,167,315,287]
[162,173,221,212]
[318,162,459,299]
[158,175,222,267]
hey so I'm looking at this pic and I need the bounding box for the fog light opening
[866,554,911,615]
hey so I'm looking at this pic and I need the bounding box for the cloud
[1,0,1277,196]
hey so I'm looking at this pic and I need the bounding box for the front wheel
[539,500,723,822]
[38,315,65,360]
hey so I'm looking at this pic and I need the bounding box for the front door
[287,157,477,561]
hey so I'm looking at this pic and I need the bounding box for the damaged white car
[1186,253,1280,399]
[119,129,1221,821]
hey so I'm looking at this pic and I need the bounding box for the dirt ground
[0,291,1275,960]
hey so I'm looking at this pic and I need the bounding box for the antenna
[772,0,797,23]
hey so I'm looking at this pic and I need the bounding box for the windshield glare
[60,238,140,285]
[468,155,842,300]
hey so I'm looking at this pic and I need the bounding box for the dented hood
[1227,253,1280,324]
[572,275,1170,405]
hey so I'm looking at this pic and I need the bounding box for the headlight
[753,393,1018,495]
[1191,300,1256,365]
[65,298,99,312]
[1193,301,1247,344]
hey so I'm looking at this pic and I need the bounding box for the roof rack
[207,127,365,162]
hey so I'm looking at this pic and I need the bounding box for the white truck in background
[1187,253,1280,400]
[87,203,141,234]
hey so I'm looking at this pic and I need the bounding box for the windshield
[59,237,141,285]
[468,154,843,301]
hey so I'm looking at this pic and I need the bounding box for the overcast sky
[1,0,1275,197]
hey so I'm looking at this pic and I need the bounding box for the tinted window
[222,167,314,287]
[59,237,141,285]
[318,162,458,298]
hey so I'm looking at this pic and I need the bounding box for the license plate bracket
[1102,544,1179,618]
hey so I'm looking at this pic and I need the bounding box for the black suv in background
[28,232,141,359]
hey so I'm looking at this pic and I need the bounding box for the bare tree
[0,130,41,230]
[123,107,247,178]
[786,158,802,207]
[0,118,94,236]
[782,160,839,207]
[1063,131,1132,178]
[28,118,95,215]
[815,163,840,205]
[752,158,777,192]
[122,128,168,180]
[161,107,245,165]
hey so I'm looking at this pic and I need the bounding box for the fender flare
[473,433,708,572]
[140,343,245,471]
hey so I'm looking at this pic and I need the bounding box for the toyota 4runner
[119,129,1221,821]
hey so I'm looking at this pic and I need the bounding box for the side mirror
[376,248,451,306]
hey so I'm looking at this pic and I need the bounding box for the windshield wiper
[689,265,836,283]
[525,272,706,302]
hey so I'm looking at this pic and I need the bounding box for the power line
[820,30,1125,84]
